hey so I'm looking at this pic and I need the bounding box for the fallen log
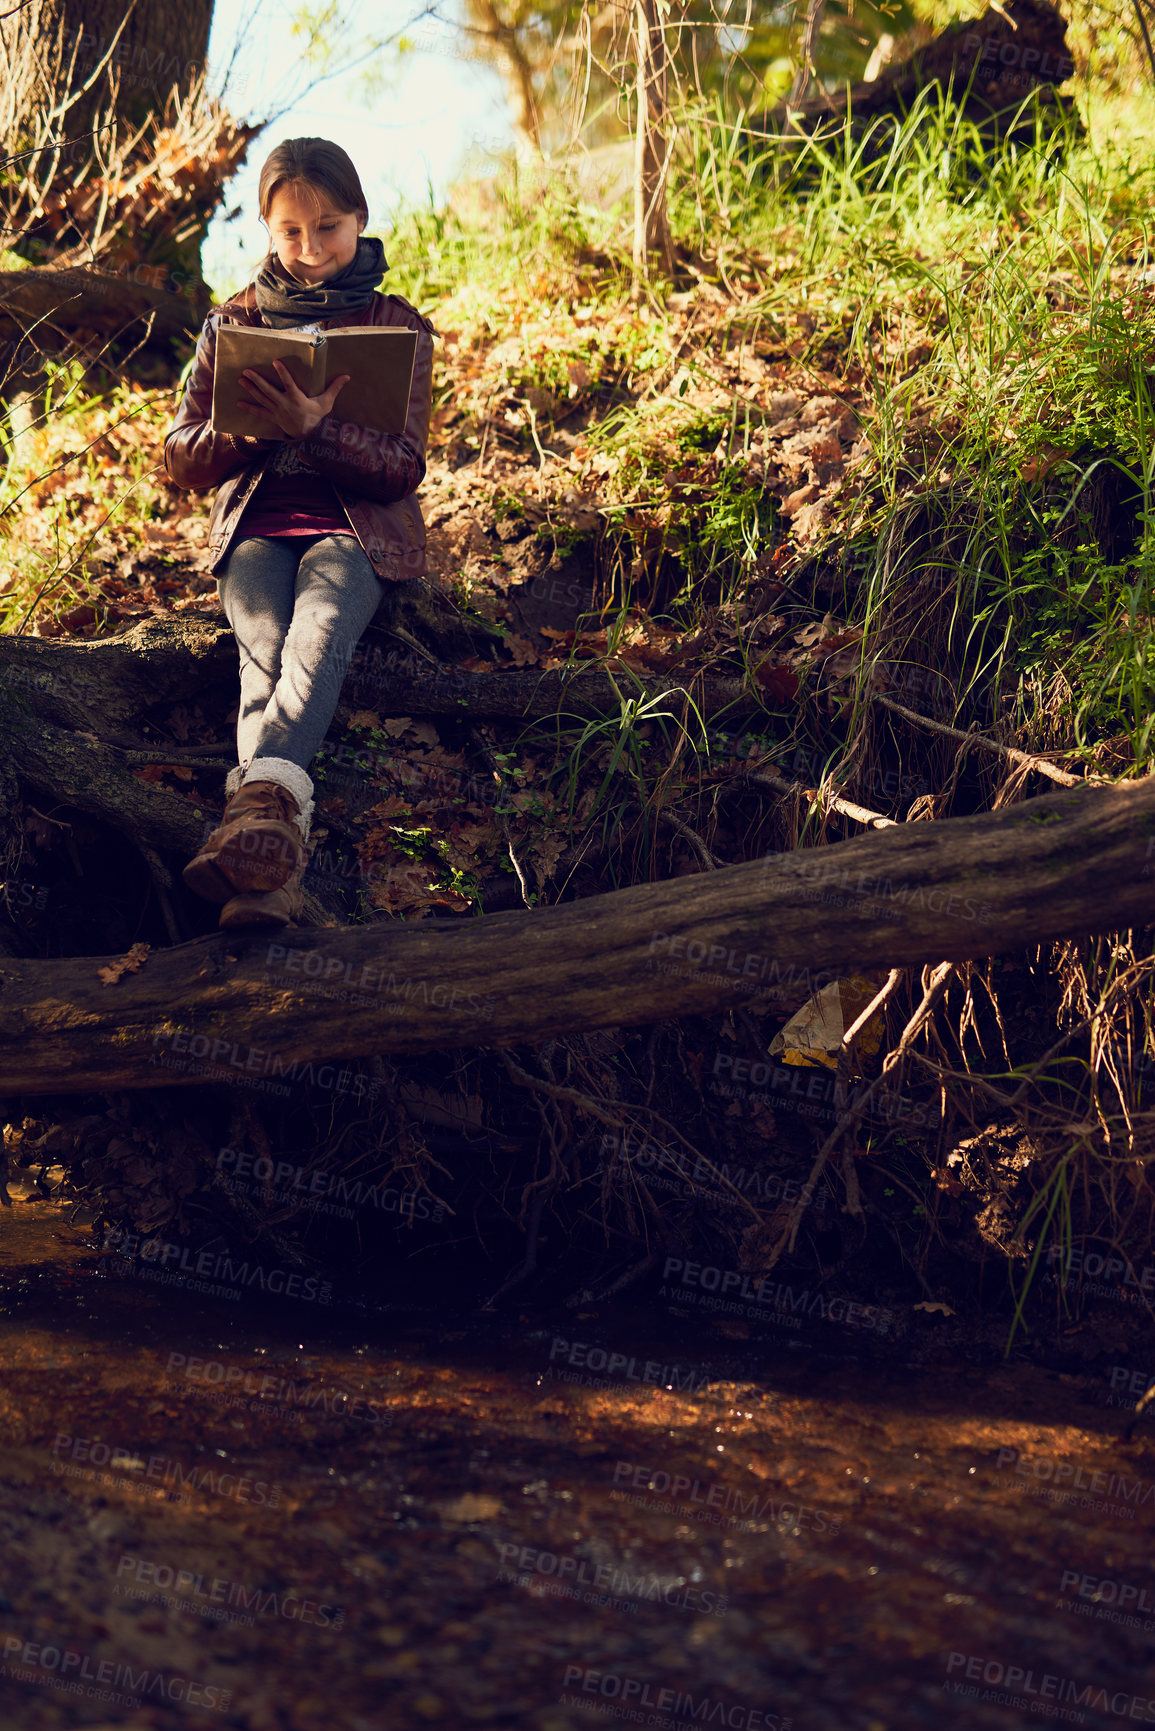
[0,615,774,893]
[0,614,766,729]
[1,771,1152,1095]
[0,265,203,353]
[753,0,1078,153]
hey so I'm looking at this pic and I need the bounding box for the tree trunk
[633,0,676,279]
[0,265,200,360]
[5,0,215,144]
[0,0,245,314]
[466,0,542,153]
[1,772,1153,1094]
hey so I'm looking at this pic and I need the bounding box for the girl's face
[264,184,365,284]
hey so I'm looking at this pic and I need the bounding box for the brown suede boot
[218,856,305,931]
[184,782,306,904]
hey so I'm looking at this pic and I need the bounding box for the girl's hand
[236,360,351,439]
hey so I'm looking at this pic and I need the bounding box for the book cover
[211,324,417,440]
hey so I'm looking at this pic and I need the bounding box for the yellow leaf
[769,974,887,1068]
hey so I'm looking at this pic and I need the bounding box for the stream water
[0,1187,1153,1731]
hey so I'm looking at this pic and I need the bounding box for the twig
[140,845,181,944]
[469,725,533,908]
[500,1052,632,1131]
[482,1183,550,1309]
[763,962,956,1269]
[655,806,721,869]
[1122,1376,1155,1440]
[505,835,532,907]
[565,1249,659,1307]
[788,0,830,106]
[736,767,900,828]
[832,966,905,1218]
[874,696,1085,788]
[841,967,905,1052]
[522,397,556,498]
[502,1050,762,1221]
[1132,0,1155,88]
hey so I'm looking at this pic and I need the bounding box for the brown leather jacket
[164,283,435,583]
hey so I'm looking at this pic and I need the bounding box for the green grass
[687,81,1155,775]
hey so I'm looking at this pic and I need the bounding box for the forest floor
[2,118,1155,1731]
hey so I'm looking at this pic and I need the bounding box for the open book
[211,324,418,440]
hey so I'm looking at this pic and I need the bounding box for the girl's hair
[258,138,368,225]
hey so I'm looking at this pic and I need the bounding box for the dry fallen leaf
[436,1493,502,1524]
[402,720,440,748]
[97,942,150,986]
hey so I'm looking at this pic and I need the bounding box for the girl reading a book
[164,136,434,929]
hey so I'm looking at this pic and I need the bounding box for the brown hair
[258,138,368,226]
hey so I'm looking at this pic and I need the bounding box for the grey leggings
[218,534,383,771]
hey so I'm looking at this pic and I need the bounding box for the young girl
[165,136,434,930]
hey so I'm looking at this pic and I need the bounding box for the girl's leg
[186,535,382,925]
[216,536,301,771]
[186,534,320,909]
[245,533,383,770]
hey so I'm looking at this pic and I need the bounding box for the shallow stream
[0,1190,1153,1731]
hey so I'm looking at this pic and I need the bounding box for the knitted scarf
[253,235,388,329]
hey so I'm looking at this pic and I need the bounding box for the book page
[211,326,324,439]
[318,328,418,436]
